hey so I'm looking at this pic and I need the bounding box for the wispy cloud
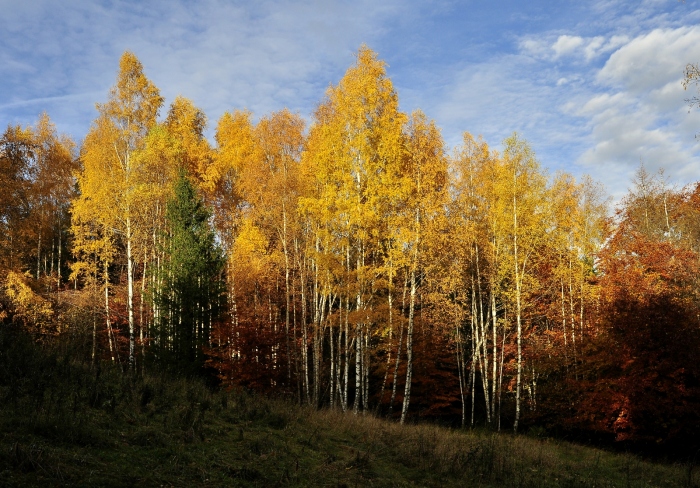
[1,0,402,137]
[0,93,100,111]
[577,25,700,196]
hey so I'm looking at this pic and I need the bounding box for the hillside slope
[0,331,695,487]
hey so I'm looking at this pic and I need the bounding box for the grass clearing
[0,331,696,487]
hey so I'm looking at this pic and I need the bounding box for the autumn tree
[448,132,504,428]
[683,62,700,127]
[164,96,212,187]
[675,181,700,253]
[571,182,700,449]
[73,51,163,370]
[237,110,305,387]
[300,46,406,410]
[398,110,449,423]
[0,116,76,279]
[0,125,36,274]
[486,134,554,432]
[204,110,256,250]
[31,113,78,285]
[202,110,258,387]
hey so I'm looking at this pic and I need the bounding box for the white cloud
[547,34,631,62]
[576,26,700,196]
[455,20,700,201]
[520,38,550,58]
[598,26,700,92]
[583,36,605,60]
[429,51,590,178]
[553,35,585,58]
[605,35,630,52]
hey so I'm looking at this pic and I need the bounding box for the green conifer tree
[153,169,224,372]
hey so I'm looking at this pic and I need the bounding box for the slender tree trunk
[580,278,585,340]
[456,314,466,428]
[313,291,326,408]
[513,189,523,433]
[329,309,335,408]
[36,231,41,279]
[92,311,97,364]
[57,215,62,287]
[50,237,55,279]
[92,261,98,365]
[569,260,578,380]
[152,224,160,340]
[401,206,421,425]
[140,250,147,372]
[389,271,408,413]
[334,307,343,408]
[561,277,569,373]
[284,247,292,381]
[378,263,393,407]
[490,286,498,422]
[342,297,350,411]
[313,243,319,406]
[497,308,507,431]
[363,326,369,411]
[354,323,362,414]
[300,253,310,404]
[293,274,301,403]
[474,253,492,424]
[127,217,135,371]
[282,204,292,383]
[400,264,417,424]
[104,261,115,363]
[470,286,477,428]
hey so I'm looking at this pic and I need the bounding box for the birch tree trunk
[400,254,417,424]
[127,215,135,370]
[513,190,523,433]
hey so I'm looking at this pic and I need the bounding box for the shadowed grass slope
[0,329,696,487]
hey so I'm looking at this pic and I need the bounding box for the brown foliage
[552,211,700,449]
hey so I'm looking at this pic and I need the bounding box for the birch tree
[73,51,163,370]
[300,46,406,411]
[499,134,550,432]
[399,110,448,423]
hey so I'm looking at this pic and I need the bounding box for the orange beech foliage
[553,202,700,449]
[208,312,290,394]
[520,171,700,452]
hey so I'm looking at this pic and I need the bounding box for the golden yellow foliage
[232,217,271,277]
[3,271,55,334]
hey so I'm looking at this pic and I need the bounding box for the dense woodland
[2,47,700,454]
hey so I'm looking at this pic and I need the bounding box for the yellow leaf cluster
[3,271,55,333]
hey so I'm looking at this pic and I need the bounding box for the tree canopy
[1,47,698,454]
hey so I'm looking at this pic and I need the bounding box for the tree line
[1,47,699,451]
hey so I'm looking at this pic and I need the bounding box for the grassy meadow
[0,328,696,487]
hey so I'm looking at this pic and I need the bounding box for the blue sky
[2,0,700,202]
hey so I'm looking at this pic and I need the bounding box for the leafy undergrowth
[0,331,697,487]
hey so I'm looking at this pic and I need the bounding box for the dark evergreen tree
[153,169,225,372]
